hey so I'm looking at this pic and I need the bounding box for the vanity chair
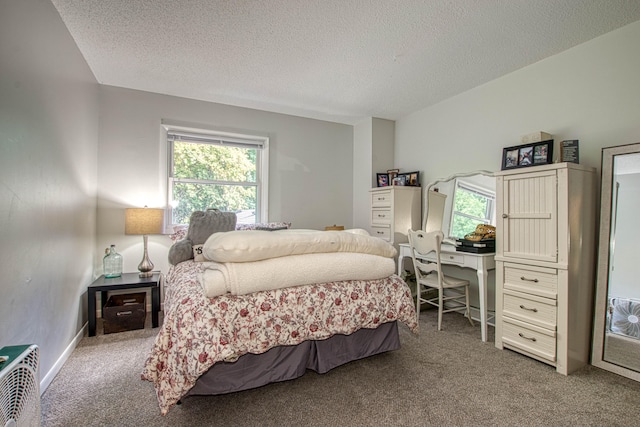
[408,229,474,330]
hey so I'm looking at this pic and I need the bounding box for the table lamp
[125,206,164,278]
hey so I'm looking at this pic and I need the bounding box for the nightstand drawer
[502,317,556,363]
[371,208,392,224]
[503,289,557,330]
[371,190,392,207]
[503,263,557,299]
[370,225,390,241]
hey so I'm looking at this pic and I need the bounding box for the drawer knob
[378,214,386,218]
[518,332,537,342]
[502,214,508,218]
[519,304,538,313]
[520,276,539,283]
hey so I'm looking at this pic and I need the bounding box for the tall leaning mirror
[592,142,640,381]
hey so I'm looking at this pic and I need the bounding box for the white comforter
[198,228,398,297]
[202,228,397,262]
[199,252,396,298]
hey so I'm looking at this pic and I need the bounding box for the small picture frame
[397,171,420,186]
[377,173,389,187]
[393,175,406,186]
[407,171,420,186]
[560,140,579,163]
[501,140,554,170]
[387,169,399,184]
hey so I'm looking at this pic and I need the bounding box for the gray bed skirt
[186,321,400,397]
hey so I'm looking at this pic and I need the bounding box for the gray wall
[96,86,354,275]
[352,118,395,232]
[0,0,99,388]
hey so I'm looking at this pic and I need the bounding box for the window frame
[164,123,269,226]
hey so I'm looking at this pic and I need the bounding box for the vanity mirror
[423,170,496,244]
[592,143,640,381]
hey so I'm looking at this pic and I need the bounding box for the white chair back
[408,228,474,330]
[407,229,444,282]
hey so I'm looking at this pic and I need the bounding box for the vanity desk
[398,243,495,342]
[403,170,496,342]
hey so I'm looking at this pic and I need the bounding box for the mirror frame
[591,142,640,381]
[423,170,495,235]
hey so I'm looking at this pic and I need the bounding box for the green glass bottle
[103,244,123,278]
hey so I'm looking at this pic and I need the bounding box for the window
[165,125,269,225]
[449,180,495,239]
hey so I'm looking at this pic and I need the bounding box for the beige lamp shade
[125,208,164,235]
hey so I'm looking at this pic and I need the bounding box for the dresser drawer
[370,225,390,241]
[371,190,392,207]
[503,263,557,299]
[502,317,556,363]
[371,208,392,224]
[503,289,557,330]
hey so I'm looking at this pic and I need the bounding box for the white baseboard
[40,323,87,395]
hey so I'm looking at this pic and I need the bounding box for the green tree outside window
[450,184,494,238]
[170,141,258,225]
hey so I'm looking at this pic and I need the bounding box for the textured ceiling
[51,0,640,125]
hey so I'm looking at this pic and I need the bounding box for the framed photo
[387,169,399,184]
[560,139,579,163]
[501,140,554,170]
[397,171,419,186]
[407,171,420,186]
[376,173,389,187]
[393,175,406,186]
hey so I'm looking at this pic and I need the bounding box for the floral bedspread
[141,260,418,415]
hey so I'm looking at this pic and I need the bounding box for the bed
[141,227,418,415]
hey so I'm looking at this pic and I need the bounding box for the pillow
[193,244,205,262]
[168,209,237,265]
[203,228,396,263]
[170,224,188,242]
[188,209,237,245]
[255,225,290,231]
[235,222,291,231]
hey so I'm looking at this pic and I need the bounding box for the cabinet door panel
[502,170,557,262]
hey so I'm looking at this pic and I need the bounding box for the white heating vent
[0,345,40,427]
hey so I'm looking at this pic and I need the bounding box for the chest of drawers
[369,186,421,250]
[494,163,597,375]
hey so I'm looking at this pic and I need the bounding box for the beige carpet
[41,310,640,426]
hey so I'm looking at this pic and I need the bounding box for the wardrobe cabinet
[369,186,421,250]
[494,163,597,375]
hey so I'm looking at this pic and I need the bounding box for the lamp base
[138,235,155,279]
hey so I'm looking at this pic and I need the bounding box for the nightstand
[87,272,161,337]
